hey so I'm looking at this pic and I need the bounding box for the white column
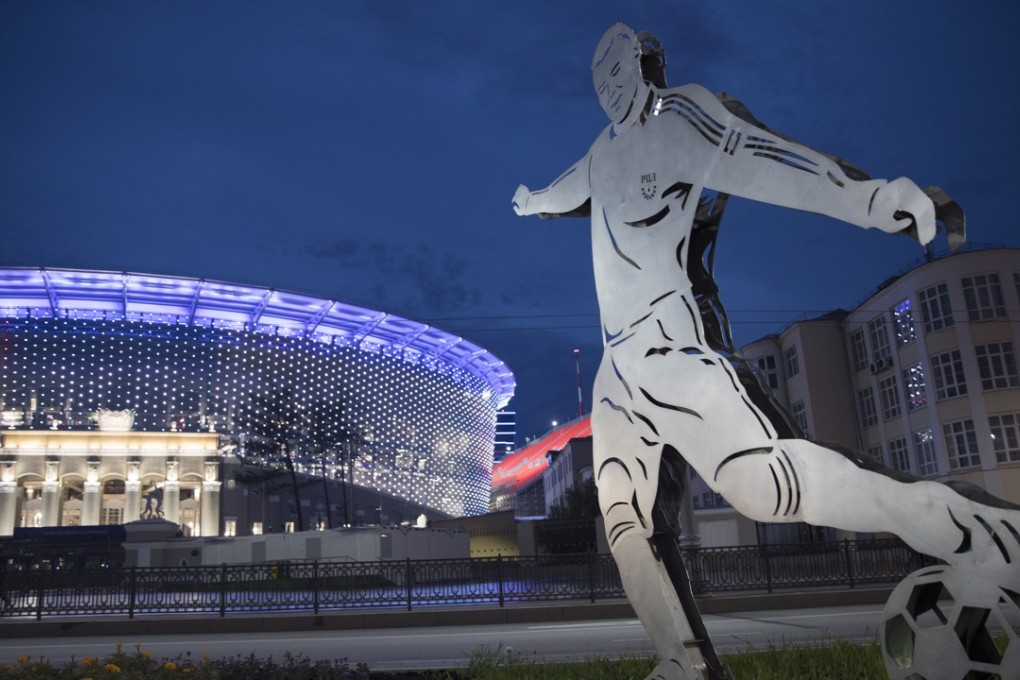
[41,459,60,526]
[0,482,18,536]
[82,481,101,526]
[163,481,180,523]
[200,481,220,536]
[163,459,180,523]
[200,458,221,536]
[82,458,101,526]
[124,459,141,522]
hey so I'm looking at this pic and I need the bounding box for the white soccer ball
[881,565,1020,680]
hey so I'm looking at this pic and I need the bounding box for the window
[791,401,808,432]
[903,362,928,411]
[930,350,968,400]
[888,438,910,473]
[866,445,884,462]
[251,522,263,535]
[857,386,878,428]
[989,413,1020,463]
[101,506,123,526]
[913,428,939,476]
[918,283,954,333]
[224,518,237,537]
[943,419,981,470]
[975,342,1020,390]
[284,521,295,533]
[892,299,917,347]
[878,374,901,420]
[868,316,892,363]
[784,346,800,378]
[962,273,1006,321]
[849,329,868,372]
[755,355,779,389]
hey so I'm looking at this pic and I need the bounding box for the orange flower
[105,663,122,674]
[164,662,177,671]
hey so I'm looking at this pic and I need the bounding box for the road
[0,603,886,670]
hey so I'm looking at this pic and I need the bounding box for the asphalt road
[0,603,887,671]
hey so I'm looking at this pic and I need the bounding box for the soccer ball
[881,566,1020,679]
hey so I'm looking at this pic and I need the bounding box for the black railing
[0,539,930,620]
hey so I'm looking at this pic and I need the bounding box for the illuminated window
[251,522,263,535]
[285,521,295,533]
[892,299,916,347]
[903,363,927,412]
[224,518,237,537]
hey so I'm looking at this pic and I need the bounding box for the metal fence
[0,538,930,620]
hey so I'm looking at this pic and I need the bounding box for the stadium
[0,267,514,536]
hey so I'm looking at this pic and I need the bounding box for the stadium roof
[0,267,515,408]
[491,416,592,494]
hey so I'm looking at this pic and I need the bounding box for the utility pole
[574,348,584,418]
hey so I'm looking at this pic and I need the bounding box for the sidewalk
[0,585,893,639]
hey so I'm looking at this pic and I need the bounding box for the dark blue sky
[3,1,1019,444]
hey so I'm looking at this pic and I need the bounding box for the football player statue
[513,23,1019,679]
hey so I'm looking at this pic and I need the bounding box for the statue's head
[592,24,667,124]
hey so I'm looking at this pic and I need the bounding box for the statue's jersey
[589,87,722,347]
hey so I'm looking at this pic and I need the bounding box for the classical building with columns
[0,267,515,536]
[0,429,224,537]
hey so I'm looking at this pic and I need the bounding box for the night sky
[3,1,1019,445]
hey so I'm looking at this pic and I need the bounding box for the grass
[0,639,893,679]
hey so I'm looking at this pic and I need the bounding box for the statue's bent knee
[597,457,651,546]
[713,446,803,522]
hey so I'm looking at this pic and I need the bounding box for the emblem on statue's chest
[640,172,657,200]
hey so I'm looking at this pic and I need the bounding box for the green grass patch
[0,639,890,679]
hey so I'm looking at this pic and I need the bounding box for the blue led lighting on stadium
[0,267,515,517]
[0,268,514,406]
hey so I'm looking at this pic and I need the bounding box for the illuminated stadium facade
[0,268,514,533]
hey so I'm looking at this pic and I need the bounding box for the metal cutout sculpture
[513,23,1019,679]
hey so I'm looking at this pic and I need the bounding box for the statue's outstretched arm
[681,84,936,244]
[514,153,593,219]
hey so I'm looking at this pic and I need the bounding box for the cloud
[306,238,481,316]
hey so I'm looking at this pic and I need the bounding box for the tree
[300,399,348,529]
[536,478,600,554]
[235,389,308,531]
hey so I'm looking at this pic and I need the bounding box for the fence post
[312,560,320,615]
[763,547,773,594]
[128,566,137,619]
[587,552,596,603]
[34,569,44,621]
[219,563,228,618]
[405,557,414,611]
[844,539,856,589]
[496,554,505,608]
